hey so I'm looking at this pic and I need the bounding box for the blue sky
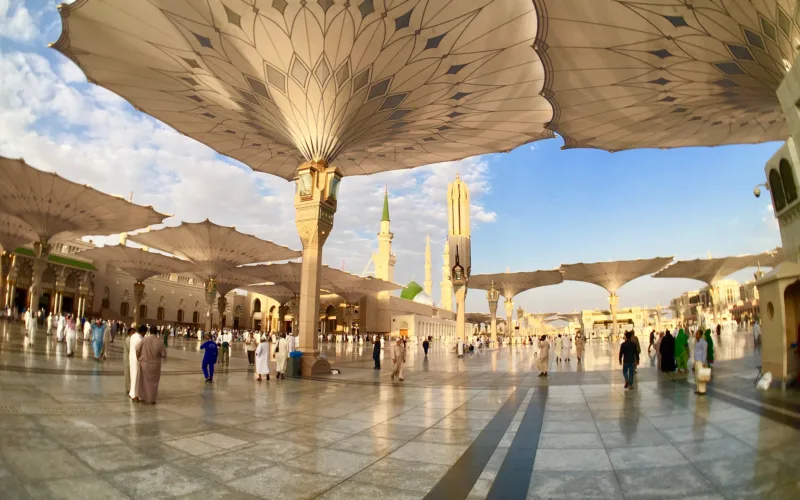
[0,1,784,315]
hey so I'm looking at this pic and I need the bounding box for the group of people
[535,332,588,376]
[653,327,715,374]
[125,325,167,404]
[369,335,407,381]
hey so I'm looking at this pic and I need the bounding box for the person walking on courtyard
[555,334,563,362]
[674,328,689,373]
[100,319,112,359]
[423,337,430,357]
[457,337,464,358]
[254,335,270,381]
[123,327,134,394]
[65,314,78,357]
[391,338,406,381]
[129,325,145,400]
[704,329,715,367]
[575,332,585,362]
[619,331,639,389]
[694,329,709,394]
[91,318,105,360]
[561,334,572,362]
[24,308,36,346]
[716,323,721,340]
[82,318,91,342]
[659,330,675,372]
[245,331,257,366]
[372,337,381,369]
[274,333,288,379]
[288,332,297,353]
[648,330,655,353]
[219,330,231,365]
[136,325,167,404]
[200,333,218,383]
[537,335,550,377]
[56,314,66,343]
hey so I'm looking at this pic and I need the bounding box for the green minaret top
[381,185,390,222]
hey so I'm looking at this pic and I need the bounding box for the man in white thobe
[561,335,572,362]
[554,334,563,362]
[47,314,53,337]
[24,309,36,345]
[288,333,296,353]
[83,319,91,341]
[457,338,464,358]
[391,339,405,381]
[274,334,289,379]
[56,314,66,342]
[129,325,144,400]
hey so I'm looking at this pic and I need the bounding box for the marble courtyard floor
[1,323,799,499]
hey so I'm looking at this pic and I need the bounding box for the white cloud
[0,0,39,42]
[762,202,778,230]
[0,49,496,304]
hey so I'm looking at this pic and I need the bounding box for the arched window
[769,168,787,212]
[157,307,165,320]
[139,304,148,319]
[780,159,797,204]
[120,302,129,317]
[192,311,199,324]
[177,309,184,322]
[253,298,262,313]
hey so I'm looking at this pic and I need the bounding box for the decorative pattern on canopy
[0,214,37,253]
[468,270,563,298]
[0,157,167,243]
[77,244,199,283]
[653,249,782,286]
[128,220,300,279]
[534,0,795,150]
[243,283,296,306]
[52,0,552,179]
[560,257,673,294]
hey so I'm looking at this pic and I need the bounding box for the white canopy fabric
[0,214,37,253]
[560,257,674,295]
[128,219,300,279]
[0,157,167,244]
[469,270,563,299]
[52,0,553,179]
[533,0,793,150]
[654,249,783,286]
[78,244,199,283]
[326,276,402,304]
[243,283,296,306]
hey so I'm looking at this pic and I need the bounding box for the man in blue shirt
[200,333,218,383]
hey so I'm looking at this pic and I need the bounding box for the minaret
[373,186,396,297]
[424,235,432,296]
[447,173,471,340]
[440,241,453,310]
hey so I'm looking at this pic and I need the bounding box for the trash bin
[288,351,303,377]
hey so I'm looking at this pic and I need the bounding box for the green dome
[400,281,423,301]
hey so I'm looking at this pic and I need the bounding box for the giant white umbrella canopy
[77,244,200,325]
[653,248,783,322]
[532,0,796,150]
[0,157,168,315]
[0,214,38,309]
[129,220,300,330]
[560,257,673,338]
[51,0,555,359]
[469,270,563,340]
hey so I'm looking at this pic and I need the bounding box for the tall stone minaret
[440,240,453,311]
[373,186,396,297]
[424,235,432,296]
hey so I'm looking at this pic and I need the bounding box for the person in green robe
[704,329,715,366]
[675,329,689,372]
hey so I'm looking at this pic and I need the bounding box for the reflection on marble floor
[0,321,798,499]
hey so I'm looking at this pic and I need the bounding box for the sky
[0,1,784,316]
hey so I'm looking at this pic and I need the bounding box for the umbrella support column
[504,299,514,343]
[0,252,12,311]
[133,281,145,327]
[203,280,216,332]
[487,283,499,345]
[294,161,341,376]
[609,293,619,341]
